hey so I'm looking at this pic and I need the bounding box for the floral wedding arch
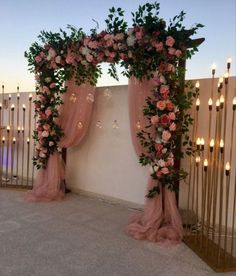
[25,2,203,243]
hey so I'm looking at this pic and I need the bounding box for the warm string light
[220,95,224,108]
[17,126,21,132]
[13,137,16,144]
[11,104,15,111]
[17,93,20,99]
[196,137,201,150]
[27,137,30,144]
[200,137,205,151]
[204,159,208,171]
[2,136,5,143]
[22,104,26,111]
[224,71,229,84]
[9,94,11,100]
[195,155,201,165]
[6,125,10,132]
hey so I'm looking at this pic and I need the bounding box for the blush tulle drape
[127,77,183,244]
[26,79,95,201]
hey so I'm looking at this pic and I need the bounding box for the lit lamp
[2,136,5,143]
[204,159,208,172]
[225,162,230,176]
[220,95,224,109]
[29,93,33,101]
[196,137,201,151]
[220,139,224,154]
[211,63,216,76]
[200,137,205,151]
[195,155,201,166]
[224,71,229,84]
[227,57,232,70]
[27,137,30,144]
[11,104,15,111]
[208,98,213,111]
[218,77,224,92]
[196,98,200,111]
[13,137,16,144]
[216,99,220,112]
[210,139,214,152]
[7,125,10,133]
[195,81,200,95]
[233,97,236,111]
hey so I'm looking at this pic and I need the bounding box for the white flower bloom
[149,165,159,174]
[158,127,163,132]
[81,47,91,56]
[45,77,52,83]
[174,106,179,112]
[39,152,46,158]
[127,35,136,47]
[160,75,166,84]
[157,159,166,167]
[49,141,54,147]
[42,130,49,138]
[162,148,167,154]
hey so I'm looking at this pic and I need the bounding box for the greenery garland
[25,2,203,197]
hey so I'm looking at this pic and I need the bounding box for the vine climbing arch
[25,2,204,243]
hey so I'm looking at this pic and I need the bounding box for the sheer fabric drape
[127,77,183,243]
[26,79,95,201]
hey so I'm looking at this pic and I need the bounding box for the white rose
[55,56,62,64]
[157,159,166,167]
[162,148,168,154]
[127,35,136,47]
[39,152,46,158]
[160,75,166,84]
[49,141,54,147]
[42,130,49,138]
[45,77,52,83]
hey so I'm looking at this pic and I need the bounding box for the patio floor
[0,190,235,276]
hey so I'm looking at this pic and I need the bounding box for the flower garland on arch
[25,2,203,198]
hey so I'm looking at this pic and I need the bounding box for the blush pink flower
[166,158,174,166]
[151,115,159,124]
[35,56,42,63]
[156,100,166,110]
[159,114,170,127]
[49,83,56,89]
[162,130,171,141]
[115,33,124,41]
[35,74,40,81]
[156,170,163,178]
[161,167,169,174]
[88,40,99,49]
[45,108,52,117]
[168,47,176,55]
[104,34,112,41]
[55,55,62,64]
[166,101,175,111]
[42,130,49,138]
[43,124,50,131]
[155,42,164,51]
[42,86,50,93]
[86,54,93,62]
[166,36,175,47]
[169,112,176,120]
[175,49,182,57]
[169,122,176,131]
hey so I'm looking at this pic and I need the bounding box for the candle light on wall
[210,139,214,152]
[216,99,220,112]
[196,137,201,151]
[200,137,205,151]
[224,71,229,84]
[220,139,224,153]
[233,97,236,110]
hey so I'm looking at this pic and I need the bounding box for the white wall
[66,85,149,205]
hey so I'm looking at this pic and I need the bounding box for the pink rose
[55,55,62,64]
[39,152,46,158]
[168,47,176,55]
[156,101,166,110]
[167,63,176,72]
[166,158,174,166]
[35,56,42,63]
[35,74,40,81]
[42,86,50,93]
[42,147,48,153]
[120,53,128,61]
[109,52,116,58]
[115,33,124,41]
[156,42,163,51]
[45,108,52,117]
[159,114,170,127]
[175,50,182,57]
[151,115,159,124]
[166,101,175,111]
[161,167,169,174]
[152,75,161,85]
[39,52,45,58]
[160,85,169,99]
[166,36,175,47]
[88,40,99,49]
[104,34,111,41]
[43,124,50,131]
[48,48,57,59]
[169,112,176,120]
[169,122,176,132]
[86,54,93,62]
[49,83,56,89]
[106,39,113,47]
[156,170,163,178]
[162,130,171,141]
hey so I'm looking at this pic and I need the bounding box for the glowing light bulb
[195,81,200,89]
[22,104,26,110]
[195,156,201,163]
[220,139,224,148]
[224,71,229,79]
[220,95,224,104]
[2,136,5,142]
[200,138,205,146]
[196,137,201,145]
[208,98,213,106]
[233,97,236,106]
[17,93,20,99]
[196,98,200,107]
[96,120,102,129]
[11,104,15,110]
[225,162,230,171]
[136,120,141,129]
[211,63,216,70]
[13,137,16,143]
[29,93,33,100]
[27,137,30,143]
[204,159,208,167]
[227,57,232,64]
[210,139,215,148]
[86,93,94,103]
[9,94,11,100]
[77,121,83,129]
[216,99,220,107]
[219,77,224,84]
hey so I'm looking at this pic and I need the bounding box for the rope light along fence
[184,65,236,272]
[0,85,35,188]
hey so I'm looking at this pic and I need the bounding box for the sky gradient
[0,0,235,92]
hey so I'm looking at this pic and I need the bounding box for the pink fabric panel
[128,76,155,156]
[26,80,95,202]
[59,79,95,148]
[127,77,183,244]
[26,152,65,202]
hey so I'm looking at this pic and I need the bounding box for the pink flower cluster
[150,73,178,179]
